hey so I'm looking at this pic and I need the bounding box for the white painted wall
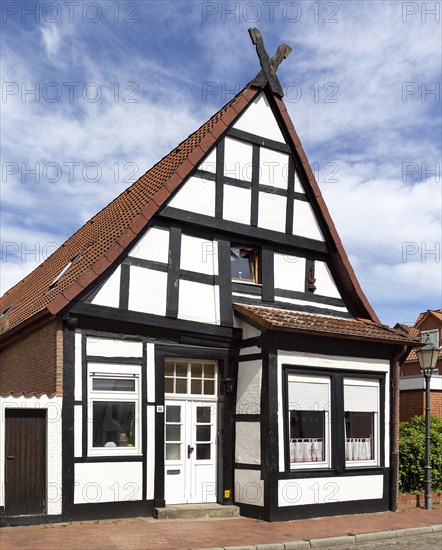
[278,475,384,507]
[128,227,169,264]
[236,360,262,415]
[168,176,216,217]
[180,235,218,276]
[258,192,287,233]
[198,147,216,173]
[235,422,261,464]
[233,93,285,143]
[400,375,442,391]
[128,266,167,316]
[293,200,324,241]
[146,405,156,500]
[178,280,220,324]
[259,148,288,189]
[91,266,120,308]
[235,469,264,507]
[223,185,251,225]
[294,170,305,193]
[146,343,156,403]
[75,332,82,401]
[315,261,341,298]
[74,462,143,504]
[274,296,348,314]
[0,395,63,515]
[274,253,306,292]
[74,405,82,458]
[235,320,262,340]
[224,137,253,181]
[86,337,143,358]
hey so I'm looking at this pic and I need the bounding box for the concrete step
[153,503,240,520]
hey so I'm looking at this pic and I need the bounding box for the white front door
[165,400,218,504]
[164,359,218,504]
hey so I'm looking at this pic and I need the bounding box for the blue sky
[1,0,441,326]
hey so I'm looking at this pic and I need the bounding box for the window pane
[196,443,211,460]
[231,249,253,280]
[166,443,181,460]
[191,379,202,394]
[166,405,181,422]
[175,362,187,377]
[345,411,374,461]
[93,402,135,448]
[92,378,135,392]
[197,425,211,441]
[204,364,215,378]
[164,377,174,393]
[191,363,203,378]
[175,378,187,394]
[203,380,215,395]
[164,362,174,376]
[166,425,181,442]
[197,406,211,423]
[289,410,325,463]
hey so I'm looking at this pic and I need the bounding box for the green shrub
[399,415,442,493]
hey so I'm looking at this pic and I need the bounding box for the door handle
[6,456,15,460]
[187,445,194,459]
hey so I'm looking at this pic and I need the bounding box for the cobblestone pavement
[337,532,441,549]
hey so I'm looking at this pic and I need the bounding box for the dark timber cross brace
[248,27,292,97]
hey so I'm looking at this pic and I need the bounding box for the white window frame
[287,373,331,470]
[164,359,218,401]
[421,329,439,347]
[87,363,142,457]
[344,377,380,469]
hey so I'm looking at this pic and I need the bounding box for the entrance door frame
[154,345,237,508]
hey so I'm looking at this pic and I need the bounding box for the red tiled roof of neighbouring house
[234,304,420,345]
[1,82,381,337]
[403,308,442,362]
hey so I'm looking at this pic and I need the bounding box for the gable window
[88,364,141,455]
[230,245,259,283]
[421,329,439,347]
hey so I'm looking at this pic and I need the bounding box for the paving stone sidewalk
[0,506,440,550]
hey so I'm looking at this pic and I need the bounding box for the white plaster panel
[294,170,305,193]
[258,192,287,233]
[240,346,261,356]
[178,280,220,324]
[91,266,120,308]
[0,396,62,514]
[146,405,155,500]
[86,337,143,358]
[223,185,251,225]
[274,253,306,292]
[235,469,264,507]
[293,200,324,241]
[74,462,143,504]
[74,405,82,458]
[274,296,348,313]
[128,227,169,264]
[198,147,217,173]
[168,176,215,216]
[74,332,82,401]
[128,267,167,316]
[315,261,341,298]
[233,93,285,143]
[235,422,261,464]
[224,137,253,181]
[236,360,262,415]
[146,343,155,403]
[259,148,289,189]
[180,234,218,276]
[278,475,384,507]
[239,321,262,339]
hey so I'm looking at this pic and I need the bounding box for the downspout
[390,344,408,511]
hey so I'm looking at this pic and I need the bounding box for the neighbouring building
[0,30,419,524]
[395,309,442,421]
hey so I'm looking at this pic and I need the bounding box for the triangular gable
[0,82,380,337]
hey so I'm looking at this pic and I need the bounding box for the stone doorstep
[153,503,240,520]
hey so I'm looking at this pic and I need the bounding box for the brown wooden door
[5,409,46,516]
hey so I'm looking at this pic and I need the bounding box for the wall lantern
[223,376,236,395]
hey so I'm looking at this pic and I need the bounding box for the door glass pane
[166,405,181,422]
[191,363,203,377]
[197,406,211,423]
[204,364,215,378]
[197,425,211,441]
[204,380,215,395]
[191,379,202,394]
[175,362,187,376]
[175,378,187,394]
[196,443,211,460]
[166,425,181,441]
[92,378,135,392]
[166,443,181,460]
[164,378,174,393]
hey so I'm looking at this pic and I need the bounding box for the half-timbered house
[0,30,418,523]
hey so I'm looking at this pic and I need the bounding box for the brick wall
[0,318,63,396]
[400,389,442,421]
